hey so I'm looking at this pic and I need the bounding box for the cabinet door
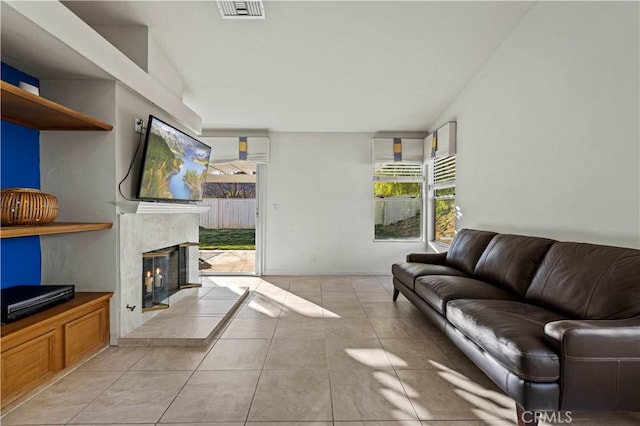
[1,330,56,405]
[64,307,107,366]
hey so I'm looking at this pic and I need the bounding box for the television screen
[137,115,211,202]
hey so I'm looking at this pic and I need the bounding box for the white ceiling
[37,1,533,132]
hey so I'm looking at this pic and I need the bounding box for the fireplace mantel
[115,201,209,214]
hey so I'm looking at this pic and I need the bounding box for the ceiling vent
[216,1,265,19]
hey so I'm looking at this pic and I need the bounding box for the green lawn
[199,228,255,250]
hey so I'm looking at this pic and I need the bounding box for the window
[428,155,456,245]
[373,163,424,241]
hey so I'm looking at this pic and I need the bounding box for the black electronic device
[1,284,75,323]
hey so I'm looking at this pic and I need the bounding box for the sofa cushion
[415,275,517,315]
[445,229,497,275]
[446,299,566,382]
[392,262,467,290]
[473,234,555,297]
[526,243,640,320]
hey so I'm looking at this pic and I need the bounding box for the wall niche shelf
[0,222,113,239]
[0,81,113,131]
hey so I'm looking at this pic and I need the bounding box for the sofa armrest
[544,317,640,357]
[544,316,640,411]
[406,252,447,264]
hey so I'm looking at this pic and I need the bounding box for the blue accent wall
[1,62,39,87]
[1,63,41,289]
[1,121,40,188]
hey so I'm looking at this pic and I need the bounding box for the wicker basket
[1,188,59,226]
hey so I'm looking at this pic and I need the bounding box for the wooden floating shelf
[0,222,113,238]
[0,81,113,131]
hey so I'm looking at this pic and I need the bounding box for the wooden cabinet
[0,292,112,410]
[64,307,108,365]
[1,331,56,404]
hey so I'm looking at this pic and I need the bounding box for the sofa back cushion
[473,234,555,297]
[445,229,497,275]
[526,242,640,319]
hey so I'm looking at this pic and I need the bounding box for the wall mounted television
[137,115,212,202]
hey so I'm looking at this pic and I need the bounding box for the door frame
[254,163,267,275]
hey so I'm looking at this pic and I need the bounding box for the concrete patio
[200,250,255,273]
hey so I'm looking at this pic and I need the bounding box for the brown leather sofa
[392,229,640,425]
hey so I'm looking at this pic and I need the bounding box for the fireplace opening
[142,242,201,312]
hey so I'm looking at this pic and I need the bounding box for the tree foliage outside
[204,182,256,199]
[434,187,456,243]
[374,182,420,198]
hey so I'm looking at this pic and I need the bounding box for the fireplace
[142,242,200,312]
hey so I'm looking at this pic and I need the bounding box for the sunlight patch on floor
[345,348,399,368]
[245,299,279,317]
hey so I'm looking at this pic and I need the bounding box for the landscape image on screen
[138,118,211,201]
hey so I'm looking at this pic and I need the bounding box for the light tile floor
[2,275,639,426]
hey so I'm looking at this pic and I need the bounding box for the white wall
[264,132,428,275]
[432,1,640,248]
[39,80,119,340]
[93,25,149,71]
[94,26,183,98]
[115,83,202,339]
[39,82,202,343]
[5,0,201,134]
[115,83,195,201]
[147,31,184,99]
[40,80,118,292]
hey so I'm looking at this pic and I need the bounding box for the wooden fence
[199,198,417,228]
[198,198,256,229]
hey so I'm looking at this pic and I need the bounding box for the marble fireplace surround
[117,202,206,337]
